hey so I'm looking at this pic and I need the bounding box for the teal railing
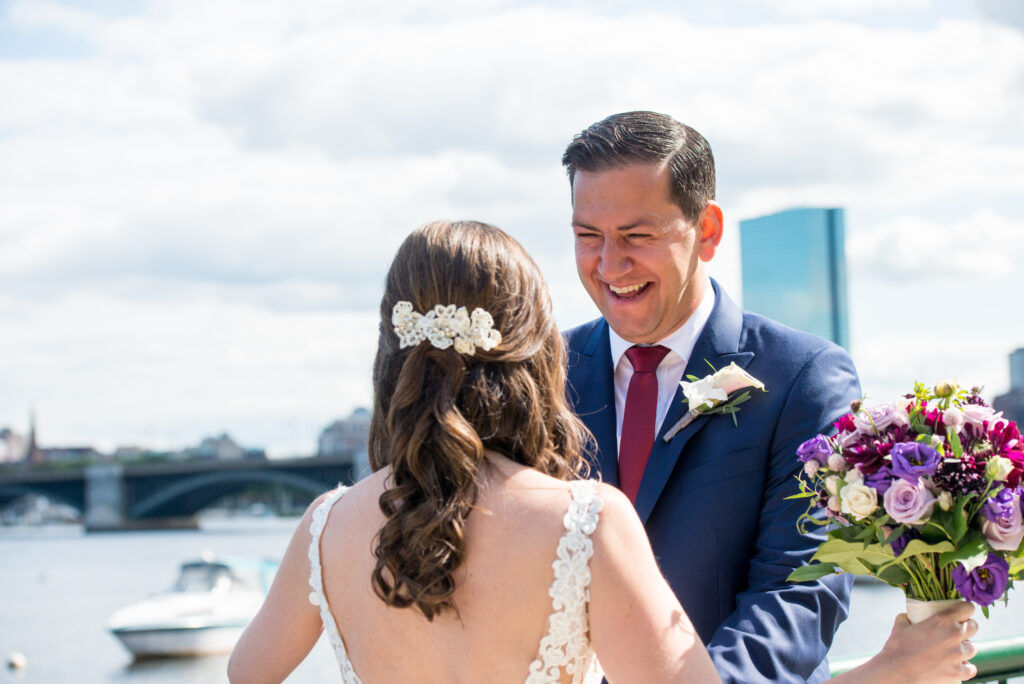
[831,636,1024,683]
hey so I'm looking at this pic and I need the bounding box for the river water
[1,519,1021,683]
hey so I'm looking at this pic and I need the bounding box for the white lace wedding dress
[306,479,605,684]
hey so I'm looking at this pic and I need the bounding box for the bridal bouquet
[788,382,1024,615]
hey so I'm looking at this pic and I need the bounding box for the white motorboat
[108,554,275,658]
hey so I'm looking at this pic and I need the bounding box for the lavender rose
[854,403,904,434]
[890,442,941,482]
[982,488,1024,551]
[797,434,832,465]
[882,477,937,524]
[953,553,1010,606]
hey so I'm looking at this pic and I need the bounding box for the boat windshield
[174,562,235,592]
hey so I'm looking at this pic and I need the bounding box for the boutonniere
[663,361,767,441]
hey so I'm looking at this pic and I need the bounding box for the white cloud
[847,210,1023,281]
[0,292,378,454]
[762,0,933,17]
[1,0,1022,449]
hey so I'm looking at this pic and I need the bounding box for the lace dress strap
[307,485,362,684]
[525,479,605,684]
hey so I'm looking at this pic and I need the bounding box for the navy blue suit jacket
[565,280,859,683]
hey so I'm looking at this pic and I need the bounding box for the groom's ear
[696,201,724,262]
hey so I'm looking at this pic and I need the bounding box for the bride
[228,220,978,683]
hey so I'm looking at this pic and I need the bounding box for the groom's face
[571,162,710,345]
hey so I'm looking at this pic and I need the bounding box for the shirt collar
[608,277,716,368]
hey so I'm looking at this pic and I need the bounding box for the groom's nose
[598,238,632,281]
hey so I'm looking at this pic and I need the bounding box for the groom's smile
[571,162,720,345]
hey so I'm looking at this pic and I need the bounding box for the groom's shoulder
[563,317,605,353]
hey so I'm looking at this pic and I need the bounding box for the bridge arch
[129,469,328,519]
[0,482,85,514]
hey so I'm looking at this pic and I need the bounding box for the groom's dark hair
[561,111,716,222]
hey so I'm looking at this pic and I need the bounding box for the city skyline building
[739,207,850,349]
[994,348,1024,425]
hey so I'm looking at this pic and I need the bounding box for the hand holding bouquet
[788,382,1024,616]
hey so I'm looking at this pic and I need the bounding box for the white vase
[905,597,962,624]
[904,597,967,684]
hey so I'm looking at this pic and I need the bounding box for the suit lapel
[568,320,619,486]
[633,281,755,523]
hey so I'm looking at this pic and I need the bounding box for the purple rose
[890,442,941,482]
[797,434,832,465]
[865,465,895,495]
[982,489,1024,551]
[882,477,937,524]
[983,488,1017,522]
[953,553,1010,606]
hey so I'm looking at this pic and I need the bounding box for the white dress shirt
[609,279,715,452]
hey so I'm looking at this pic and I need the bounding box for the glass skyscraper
[994,348,1024,425]
[739,208,850,349]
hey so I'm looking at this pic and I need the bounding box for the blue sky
[1,0,1022,455]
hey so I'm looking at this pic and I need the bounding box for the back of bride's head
[369,220,589,619]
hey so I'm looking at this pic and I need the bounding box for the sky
[1,0,1022,457]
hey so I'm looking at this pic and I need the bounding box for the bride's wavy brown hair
[369,220,591,620]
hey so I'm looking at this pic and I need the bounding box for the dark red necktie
[618,345,670,503]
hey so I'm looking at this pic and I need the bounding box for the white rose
[710,362,766,395]
[844,468,864,485]
[680,375,728,411]
[937,490,953,511]
[840,483,879,521]
[803,460,820,477]
[943,407,965,433]
[825,475,841,497]
[827,454,848,472]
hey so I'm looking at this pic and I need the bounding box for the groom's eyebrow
[572,219,656,231]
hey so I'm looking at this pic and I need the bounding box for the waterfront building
[190,433,265,460]
[993,348,1024,425]
[0,427,25,462]
[739,207,850,349]
[318,408,371,460]
[37,446,104,464]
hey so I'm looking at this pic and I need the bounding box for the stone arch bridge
[0,456,357,531]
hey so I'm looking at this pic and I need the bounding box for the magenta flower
[844,439,893,475]
[834,413,857,433]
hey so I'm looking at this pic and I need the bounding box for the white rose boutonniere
[663,361,767,441]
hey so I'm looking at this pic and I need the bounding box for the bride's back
[318,458,587,683]
[228,221,721,684]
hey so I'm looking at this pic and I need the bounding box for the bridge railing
[830,636,1024,683]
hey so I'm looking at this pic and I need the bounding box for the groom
[562,111,860,683]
